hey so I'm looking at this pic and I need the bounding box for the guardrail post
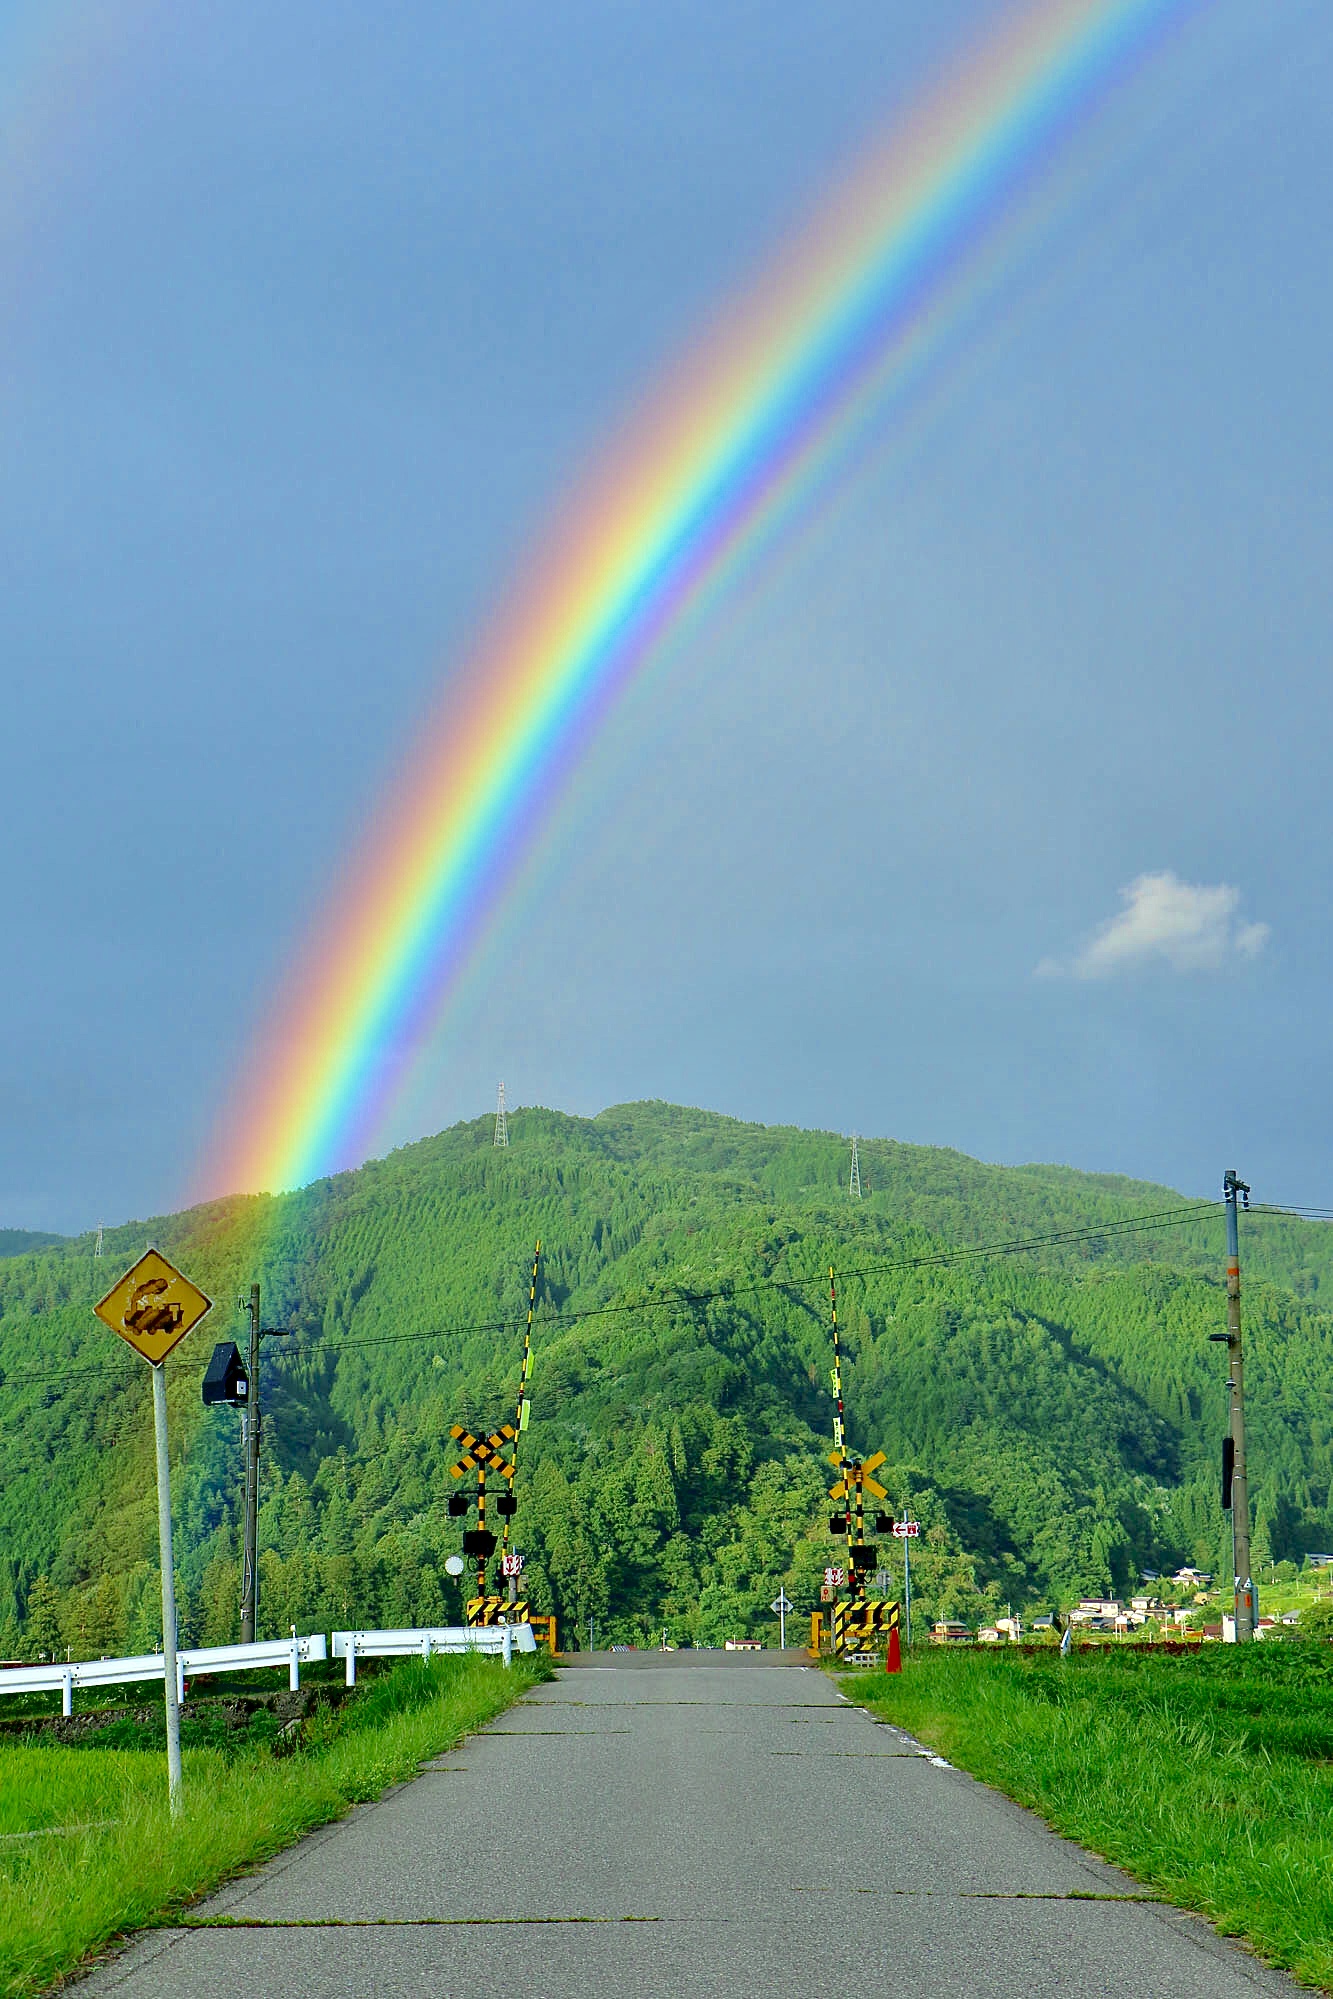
[61,1668,73,1718]
[289,1632,301,1691]
[176,1655,185,1706]
[503,1625,513,1668]
[345,1636,358,1687]
[421,1632,432,1662]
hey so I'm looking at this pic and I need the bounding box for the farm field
[851,1645,1333,1992]
[0,1653,545,1999]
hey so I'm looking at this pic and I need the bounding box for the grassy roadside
[845,1647,1333,1992]
[0,1653,548,1998]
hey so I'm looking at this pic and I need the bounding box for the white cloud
[1038,872,1269,981]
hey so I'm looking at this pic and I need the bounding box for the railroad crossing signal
[94,1249,212,1367]
[828,1449,888,1503]
[449,1423,517,1481]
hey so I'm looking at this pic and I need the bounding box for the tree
[24,1576,63,1660]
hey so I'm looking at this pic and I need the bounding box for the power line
[0,1200,1220,1389]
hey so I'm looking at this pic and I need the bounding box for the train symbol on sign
[124,1278,185,1338]
[501,1552,524,1578]
[823,1567,846,1588]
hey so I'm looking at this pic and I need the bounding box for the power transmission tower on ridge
[94,1222,104,1257]
[494,1081,509,1148]
[849,1135,862,1200]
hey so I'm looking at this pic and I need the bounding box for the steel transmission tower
[94,1222,104,1257]
[849,1135,862,1199]
[494,1081,509,1148]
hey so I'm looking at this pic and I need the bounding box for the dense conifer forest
[2,1102,1332,1654]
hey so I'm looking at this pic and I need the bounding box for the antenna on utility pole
[494,1082,509,1148]
[849,1136,862,1200]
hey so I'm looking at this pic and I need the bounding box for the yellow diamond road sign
[94,1250,213,1366]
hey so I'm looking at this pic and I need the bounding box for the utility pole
[239,1285,292,1643]
[240,1284,261,1644]
[1216,1171,1256,1642]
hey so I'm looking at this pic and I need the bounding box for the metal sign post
[151,1364,184,1813]
[94,1250,212,1818]
[770,1588,794,1650]
[892,1519,920,1646]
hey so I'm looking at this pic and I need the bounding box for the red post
[885,1625,902,1673]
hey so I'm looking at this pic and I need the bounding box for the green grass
[0,1653,548,1998]
[846,1646,1333,1992]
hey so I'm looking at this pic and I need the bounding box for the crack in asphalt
[170,1916,668,1930]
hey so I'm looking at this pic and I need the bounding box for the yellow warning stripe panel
[465,1597,531,1627]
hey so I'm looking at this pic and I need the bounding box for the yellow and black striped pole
[502,1241,540,1548]
[502,1241,541,1599]
[829,1266,855,1594]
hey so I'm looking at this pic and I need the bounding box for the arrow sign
[891,1521,921,1538]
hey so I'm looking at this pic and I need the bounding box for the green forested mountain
[2,1102,1332,1655]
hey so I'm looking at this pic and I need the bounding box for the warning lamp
[202,1342,249,1408]
[829,1514,848,1535]
[874,1513,893,1535]
[850,1545,878,1572]
[462,1528,497,1558]
[447,1492,469,1517]
[495,1492,517,1516]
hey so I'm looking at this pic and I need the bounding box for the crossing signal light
[829,1514,848,1535]
[495,1492,517,1516]
[462,1528,497,1557]
[874,1512,893,1535]
[850,1545,878,1572]
[447,1492,469,1517]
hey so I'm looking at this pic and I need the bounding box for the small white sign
[891,1521,921,1538]
[824,1567,846,1588]
[501,1552,525,1578]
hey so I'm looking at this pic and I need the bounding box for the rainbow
[199,0,1195,1201]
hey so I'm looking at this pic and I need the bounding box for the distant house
[1173,1568,1213,1585]
[1030,1614,1054,1630]
[931,1621,971,1644]
[1069,1599,1123,1628]
[1305,1553,1333,1570]
[977,1626,1001,1644]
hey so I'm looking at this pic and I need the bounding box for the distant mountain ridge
[0,1228,65,1258]
[0,1102,1329,1654]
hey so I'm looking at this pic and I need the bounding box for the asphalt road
[78,1656,1300,1998]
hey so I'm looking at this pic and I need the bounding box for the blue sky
[3,0,1330,1232]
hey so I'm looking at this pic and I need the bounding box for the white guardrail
[0,1633,328,1716]
[332,1624,536,1684]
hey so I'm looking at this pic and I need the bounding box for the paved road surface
[78,1656,1299,1998]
